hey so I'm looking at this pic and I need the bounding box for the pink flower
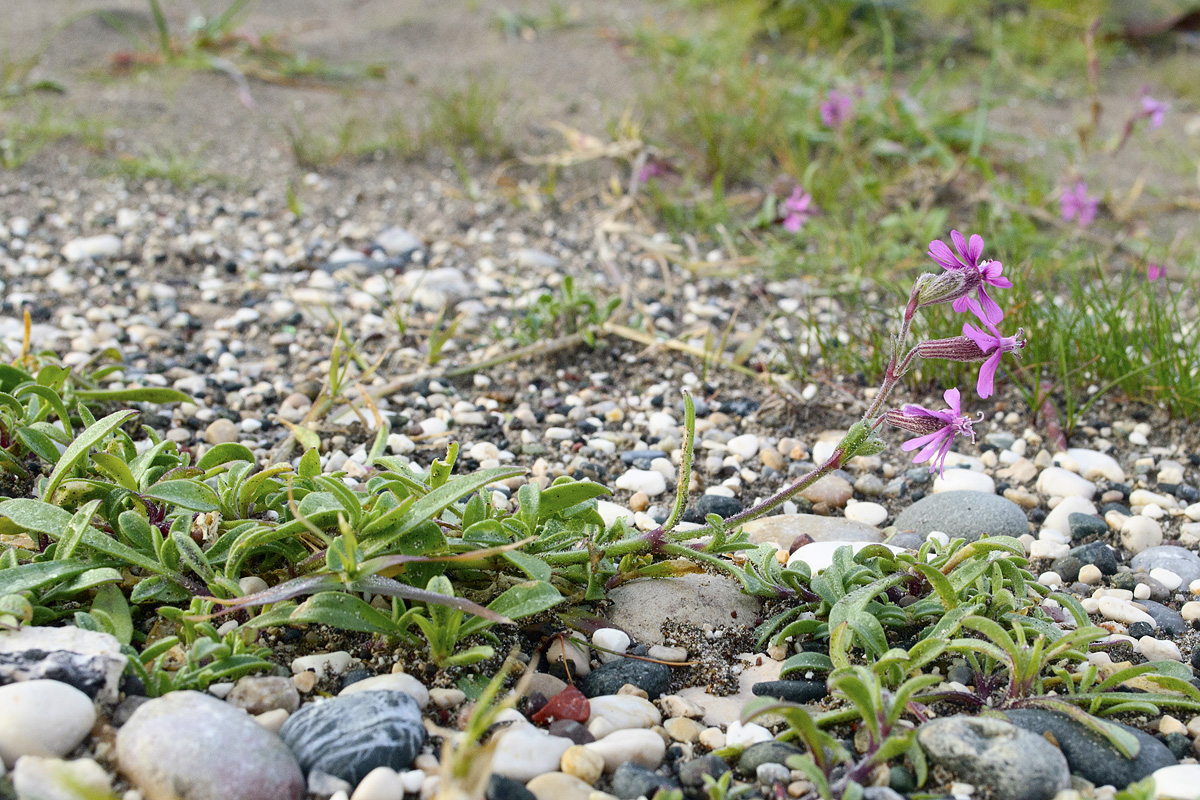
[820,90,854,129]
[927,230,1012,324]
[962,315,1026,399]
[886,388,979,477]
[781,187,815,232]
[1147,263,1165,281]
[1140,94,1169,130]
[1060,182,1099,228]
[638,158,674,183]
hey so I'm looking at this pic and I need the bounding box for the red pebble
[530,685,590,725]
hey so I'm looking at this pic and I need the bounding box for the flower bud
[914,268,980,309]
[915,336,989,362]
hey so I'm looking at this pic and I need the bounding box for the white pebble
[0,681,96,766]
[339,672,430,708]
[1139,636,1182,662]
[844,502,887,527]
[1029,540,1069,560]
[1134,583,1152,600]
[723,721,774,748]
[1042,496,1097,535]
[932,469,995,495]
[1097,596,1156,629]
[727,434,760,460]
[1183,602,1200,622]
[615,469,667,497]
[1062,448,1125,482]
[1078,565,1103,585]
[1036,466,1097,499]
[591,628,631,663]
[291,651,353,678]
[1120,516,1163,554]
[1150,764,1200,799]
[1150,568,1183,592]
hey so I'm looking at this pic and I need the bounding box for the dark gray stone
[751,680,827,704]
[611,763,679,800]
[1143,600,1188,635]
[279,690,425,784]
[117,691,305,800]
[1068,513,1108,541]
[917,715,1069,800]
[1131,546,1200,586]
[679,754,730,788]
[1070,541,1118,575]
[1051,556,1083,583]
[1003,708,1176,788]
[737,741,804,775]
[578,657,671,699]
[485,774,536,800]
[893,491,1028,542]
[695,494,743,520]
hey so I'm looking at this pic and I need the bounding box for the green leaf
[298,447,321,479]
[57,499,103,561]
[197,443,256,471]
[780,651,835,677]
[0,498,73,536]
[73,387,192,404]
[0,364,33,393]
[537,480,612,520]
[913,562,957,609]
[249,591,405,636]
[171,528,216,585]
[502,550,552,582]
[16,385,73,437]
[92,584,134,645]
[17,426,63,463]
[0,560,101,594]
[460,579,562,638]
[45,410,137,502]
[91,452,139,491]
[144,479,220,512]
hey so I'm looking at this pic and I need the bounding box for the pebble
[1061,448,1125,482]
[292,651,353,679]
[12,756,112,800]
[615,469,667,496]
[338,672,430,708]
[560,745,604,784]
[582,728,666,772]
[1151,568,1184,591]
[1067,513,1108,541]
[204,418,240,445]
[62,234,121,262]
[1004,709,1176,788]
[228,676,300,715]
[586,694,661,730]
[1042,496,1098,536]
[490,725,574,782]
[1151,764,1200,799]
[579,658,670,700]
[609,762,679,799]
[0,625,127,703]
[1078,564,1103,584]
[893,491,1028,542]
[741,514,883,549]
[524,772,593,800]
[117,690,304,800]
[0,680,96,768]
[279,691,425,785]
[1036,467,1097,499]
[663,717,705,743]
[738,741,804,774]
[799,475,852,507]
[1132,547,1200,587]
[678,754,730,789]
[1097,596,1157,628]
[788,541,904,573]
[1121,516,1164,553]
[350,767,407,800]
[844,501,888,526]
[1140,636,1183,662]
[933,469,995,494]
[916,715,1069,800]
[429,689,466,709]
[1070,541,1118,575]
[727,434,760,460]
[606,574,761,645]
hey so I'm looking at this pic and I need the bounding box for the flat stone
[1151,764,1200,800]
[751,679,828,704]
[228,676,300,715]
[278,691,424,785]
[1142,600,1188,635]
[0,680,96,768]
[0,625,127,703]
[799,475,853,507]
[933,469,995,495]
[1068,513,1108,541]
[488,724,573,783]
[524,772,593,800]
[582,728,666,772]
[1070,541,1119,575]
[1132,546,1200,587]
[742,513,883,550]
[586,694,661,730]
[337,672,430,708]
[578,658,670,700]
[606,573,760,645]
[894,491,1028,542]
[917,715,1069,800]
[738,741,804,775]
[117,690,304,800]
[1063,448,1126,482]
[1037,467,1097,499]
[1004,708,1176,788]
[610,762,679,799]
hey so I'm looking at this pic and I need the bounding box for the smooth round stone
[751,680,828,704]
[12,756,111,800]
[615,469,667,497]
[917,715,1069,800]
[291,651,352,678]
[1140,636,1183,661]
[578,658,670,700]
[738,741,804,775]
[1063,448,1126,482]
[560,745,604,784]
[606,573,761,645]
[799,475,853,507]
[844,502,887,527]
[1067,513,1107,541]
[485,774,536,800]
[788,541,904,573]
[1132,547,1200,587]
[489,725,573,783]
[0,626,127,703]
[204,418,239,445]
[1004,709,1175,788]
[933,469,995,495]
[679,754,731,788]
[610,762,680,800]
[228,676,300,715]
[337,672,430,708]
[586,694,661,730]
[894,491,1028,542]
[1143,600,1188,635]
[278,691,424,785]
[349,766,406,800]
[1151,567,1184,591]
[663,717,705,743]
[524,772,593,800]
[1122,516,1164,553]
[0,680,96,768]
[118,690,304,800]
[1036,467,1097,499]
[727,434,760,460]
[582,728,666,772]
[1070,541,1118,575]
[1151,764,1200,799]
[741,514,882,549]
[693,494,743,520]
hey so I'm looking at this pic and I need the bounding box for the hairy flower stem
[861,281,923,424]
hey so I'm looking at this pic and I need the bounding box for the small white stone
[698,728,726,750]
[1182,601,1200,622]
[1120,516,1163,554]
[586,695,661,731]
[489,724,573,782]
[1139,637,1183,662]
[1134,583,1152,600]
[1036,466,1097,499]
[1062,448,1125,482]
[544,426,574,441]
[291,651,353,679]
[582,728,666,772]
[724,721,774,748]
[351,767,406,800]
[1038,572,1062,587]
[1151,764,1200,799]
[254,709,289,734]
[418,418,448,436]
[591,629,631,663]
[1097,596,1157,629]
[788,541,904,573]
[1151,568,1184,592]
[400,770,426,794]
[1029,540,1069,560]
[339,672,430,708]
[615,469,667,497]
[0,681,96,767]
[844,502,887,527]
[933,469,995,495]
[428,689,466,709]
[1078,565,1103,585]
[1042,496,1098,535]
[62,234,121,262]
[727,434,760,460]
[1186,503,1200,521]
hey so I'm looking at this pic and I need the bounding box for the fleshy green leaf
[197,443,256,471]
[144,479,221,512]
[44,410,137,501]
